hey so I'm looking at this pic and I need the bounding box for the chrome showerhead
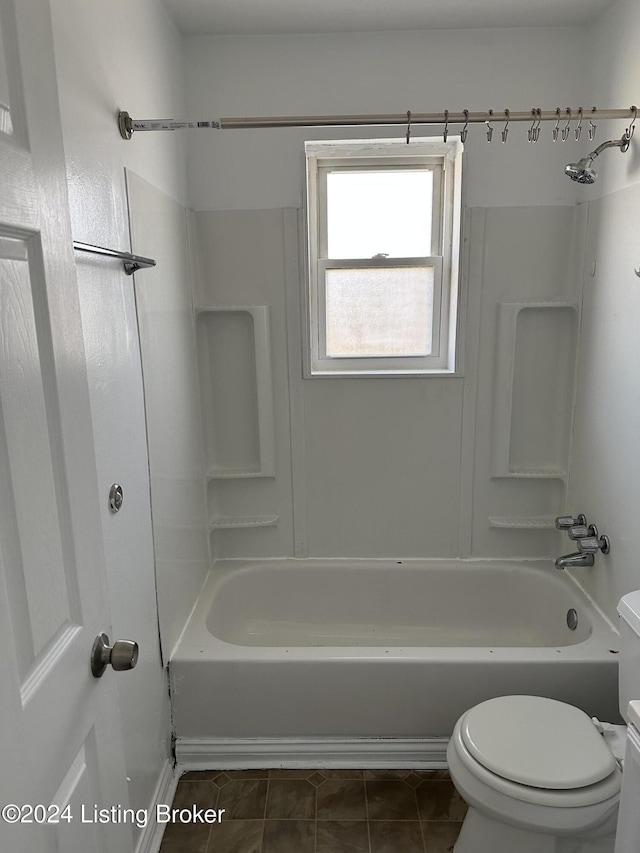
[565,133,631,183]
[565,156,597,184]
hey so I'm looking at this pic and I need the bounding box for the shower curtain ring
[501,109,510,143]
[443,109,449,143]
[575,107,583,141]
[486,109,494,142]
[552,108,561,142]
[460,109,469,143]
[589,107,597,141]
[562,108,572,142]
[406,110,411,144]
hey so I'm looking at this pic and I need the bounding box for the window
[305,138,463,376]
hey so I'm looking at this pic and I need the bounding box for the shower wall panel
[190,210,296,559]
[468,206,587,557]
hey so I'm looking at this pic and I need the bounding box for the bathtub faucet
[555,551,595,570]
[554,523,611,570]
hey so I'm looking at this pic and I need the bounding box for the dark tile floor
[159,769,465,853]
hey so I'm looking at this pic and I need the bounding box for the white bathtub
[170,559,621,768]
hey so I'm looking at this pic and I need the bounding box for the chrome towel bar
[73,241,156,275]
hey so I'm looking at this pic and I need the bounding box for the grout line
[416,783,428,853]
[261,775,269,853]
[363,778,372,853]
[314,776,318,853]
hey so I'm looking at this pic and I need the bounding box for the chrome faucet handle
[555,514,587,530]
[577,536,600,554]
[577,534,611,555]
[568,525,590,540]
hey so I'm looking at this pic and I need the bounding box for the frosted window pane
[327,170,432,258]
[325,266,434,357]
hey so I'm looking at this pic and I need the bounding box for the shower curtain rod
[118,107,637,138]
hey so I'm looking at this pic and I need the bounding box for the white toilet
[447,590,640,853]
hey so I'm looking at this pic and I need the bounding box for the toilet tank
[617,591,640,723]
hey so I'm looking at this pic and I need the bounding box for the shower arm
[589,134,632,158]
[118,106,638,138]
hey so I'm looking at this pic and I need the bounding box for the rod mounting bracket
[118,110,133,140]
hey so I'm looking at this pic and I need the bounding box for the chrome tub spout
[555,552,595,570]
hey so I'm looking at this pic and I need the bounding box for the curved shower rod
[118,106,637,138]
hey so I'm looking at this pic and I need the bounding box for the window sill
[304,369,463,379]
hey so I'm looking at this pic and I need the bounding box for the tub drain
[567,608,578,630]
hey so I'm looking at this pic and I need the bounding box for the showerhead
[565,156,597,184]
[565,133,631,184]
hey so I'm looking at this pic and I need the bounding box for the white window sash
[313,256,445,374]
[317,160,443,259]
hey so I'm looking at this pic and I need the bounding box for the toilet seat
[448,736,620,842]
[460,695,618,790]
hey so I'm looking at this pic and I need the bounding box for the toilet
[447,590,640,853]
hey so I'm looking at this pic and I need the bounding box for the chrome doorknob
[91,633,139,678]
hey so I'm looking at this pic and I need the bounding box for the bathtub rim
[171,557,620,664]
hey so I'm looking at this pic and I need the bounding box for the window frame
[304,137,463,377]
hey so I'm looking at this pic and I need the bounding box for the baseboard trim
[175,737,449,771]
[135,759,178,853]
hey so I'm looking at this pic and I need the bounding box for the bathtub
[170,559,621,768]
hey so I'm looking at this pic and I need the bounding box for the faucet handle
[568,525,590,540]
[555,514,587,530]
[577,536,600,554]
[577,534,611,555]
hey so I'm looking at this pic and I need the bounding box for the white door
[0,2,134,852]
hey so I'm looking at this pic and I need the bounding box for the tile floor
[159,769,466,853]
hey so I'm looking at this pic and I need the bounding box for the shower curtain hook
[406,110,412,144]
[460,109,469,143]
[562,108,572,142]
[589,107,597,141]
[486,109,494,142]
[575,107,583,141]
[528,108,541,142]
[443,109,449,143]
[501,109,510,143]
[552,108,561,141]
[627,105,637,140]
[534,108,542,142]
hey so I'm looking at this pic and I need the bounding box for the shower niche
[490,301,579,529]
[197,306,278,531]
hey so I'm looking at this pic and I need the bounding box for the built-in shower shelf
[210,515,279,530]
[491,302,578,480]
[207,467,272,480]
[198,306,276,479]
[493,468,567,481]
[489,516,557,529]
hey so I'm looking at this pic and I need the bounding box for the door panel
[0,2,133,851]
[0,234,80,679]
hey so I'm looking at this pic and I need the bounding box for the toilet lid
[460,696,617,789]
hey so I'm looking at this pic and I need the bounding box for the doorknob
[91,633,139,678]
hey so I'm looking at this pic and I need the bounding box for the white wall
[185,27,587,211]
[49,0,190,841]
[185,26,592,560]
[565,0,640,620]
